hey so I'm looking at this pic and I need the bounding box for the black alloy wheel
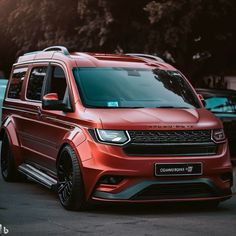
[57,145,87,211]
[1,133,19,181]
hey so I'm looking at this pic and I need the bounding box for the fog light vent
[99,176,123,185]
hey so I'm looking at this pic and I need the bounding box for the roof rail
[23,51,41,56]
[126,53,165,63]
[43,46,70,56]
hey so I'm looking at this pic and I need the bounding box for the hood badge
[148,125,194,129]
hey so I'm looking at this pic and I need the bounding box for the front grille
[132,183,214,200]
[123,143,217,156]
[125,130,217,156]
[128,130,212,143]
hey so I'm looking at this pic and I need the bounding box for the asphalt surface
[0,142,236,236]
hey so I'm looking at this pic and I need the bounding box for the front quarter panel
[58,126,93,163]
[0,116,23,166]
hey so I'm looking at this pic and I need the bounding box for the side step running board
[18,164,57,190]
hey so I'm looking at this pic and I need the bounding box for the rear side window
[26,67,47,101]
[8,68,27,99]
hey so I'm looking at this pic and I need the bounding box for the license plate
[155,163,202,176]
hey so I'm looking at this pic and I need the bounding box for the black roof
[196,88,236,97]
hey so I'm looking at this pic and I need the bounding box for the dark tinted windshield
[73,67,200,109]
[205,96,236,113]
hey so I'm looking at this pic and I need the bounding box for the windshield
[73,67,200,109]
[205,96,236,113]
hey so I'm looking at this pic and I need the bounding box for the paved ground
[0,142,236,236]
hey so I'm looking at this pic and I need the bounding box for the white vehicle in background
[0,79,8,125]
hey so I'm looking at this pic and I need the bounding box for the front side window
[73,67,200,109]
[8,67,27,99]
[47,66,67,101]
[26,67,47,101]
[205,96,236,113]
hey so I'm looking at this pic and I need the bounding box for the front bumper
[76,134,233,203]
[92,178,232,202]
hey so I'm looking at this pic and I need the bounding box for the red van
[0,46,233,210]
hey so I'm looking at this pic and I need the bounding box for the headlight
[212,129,226,143]
[96,129,130,145]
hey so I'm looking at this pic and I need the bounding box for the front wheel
[1,133,19,181]
[57,145,88,211]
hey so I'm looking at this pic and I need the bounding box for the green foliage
[0,0,236,83]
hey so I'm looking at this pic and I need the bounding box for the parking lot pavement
[0,142,236,236]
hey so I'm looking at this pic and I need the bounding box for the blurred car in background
[196,88,236,162]
[0,79,8,125]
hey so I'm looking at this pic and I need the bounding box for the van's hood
[85,108,221,130]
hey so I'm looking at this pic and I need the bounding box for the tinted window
[48,66,67,101]
[73,67,200,108]
[27,67,47,101]
[205,96,236,113]
[0,80,7,100]
[0,86,6,100]
[8,68,27,99]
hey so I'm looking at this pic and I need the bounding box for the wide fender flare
[57,127,92,164]
[0,117,20,147]
[0,117,23,165]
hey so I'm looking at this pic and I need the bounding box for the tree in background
[144,0,236,84]
[0,0,236,86]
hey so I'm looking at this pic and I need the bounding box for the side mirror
[42,93,72,112]
[198,94,206,107]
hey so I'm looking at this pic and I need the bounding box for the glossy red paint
[0,49,233,205]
